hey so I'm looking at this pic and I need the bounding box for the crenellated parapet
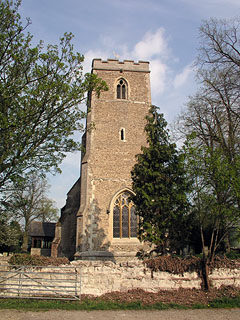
[92,58,150,72]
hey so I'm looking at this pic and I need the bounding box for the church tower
[59,59,151,261]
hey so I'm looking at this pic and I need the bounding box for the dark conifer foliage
[131,105,190,254]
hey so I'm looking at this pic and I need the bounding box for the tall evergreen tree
[131,106,190,254]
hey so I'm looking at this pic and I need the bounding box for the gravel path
[0,309,240,320]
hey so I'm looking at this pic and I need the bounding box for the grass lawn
[0,295,239,311]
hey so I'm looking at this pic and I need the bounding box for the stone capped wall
[0,257,239,297]
[71,260,240,296]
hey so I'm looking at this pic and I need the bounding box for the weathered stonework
[72,260,202,295]
[75,261,240,295]
[0,257,239,298]
[57,59,151,260]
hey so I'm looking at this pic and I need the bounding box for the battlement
[92,58,150,72]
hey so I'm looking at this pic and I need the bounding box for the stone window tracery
[113,192,137,238]
[116,78,127,99]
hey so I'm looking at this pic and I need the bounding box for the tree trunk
[202,258,211,290]
[22,231,28,252]
[200,226,211,290]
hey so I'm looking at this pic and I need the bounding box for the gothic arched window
[116,78,127,99]
[113,192,137,238]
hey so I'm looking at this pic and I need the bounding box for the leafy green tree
[3,173,59,252]
[131,106,190,254]
[175,17,240,289]
[182,136,240,289]
[177,18,240,259]
[0,214,22,253]
[0,0,108,191]
[183,137,240,253]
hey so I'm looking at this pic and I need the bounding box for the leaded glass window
[113,206,120,238]
[113,192,137,238]
[117,79,127,99]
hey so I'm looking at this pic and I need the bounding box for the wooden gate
[0,265,81,300]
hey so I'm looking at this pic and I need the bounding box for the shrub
[9,253,69,266]
[225,250,240,260]
[144,255,201,274]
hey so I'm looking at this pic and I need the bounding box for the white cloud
[125,29,170,96]
[82,30,189,102]
[150,59,168,95]
[132,28,168,60]
[83,28,170,64]
[83,49,110,73]
[173,64,194,89]
[82,30,197,117]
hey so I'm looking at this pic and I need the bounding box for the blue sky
[19,0,240,212]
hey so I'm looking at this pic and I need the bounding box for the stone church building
[53,59,151,261]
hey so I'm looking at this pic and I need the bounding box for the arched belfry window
[117,78,127,99]
[113,192,137,238]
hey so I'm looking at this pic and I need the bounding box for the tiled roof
[29,221,56,237]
